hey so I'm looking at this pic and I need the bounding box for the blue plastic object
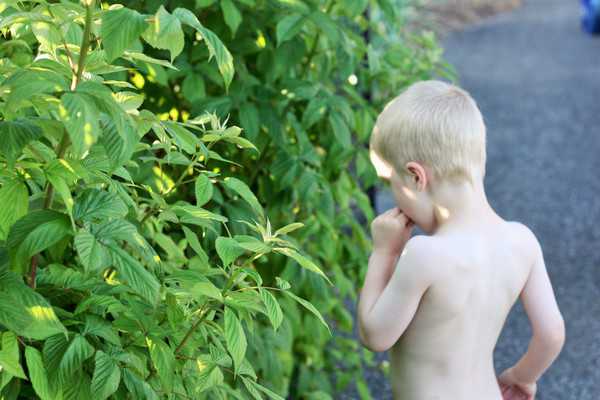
[581,0,600,34]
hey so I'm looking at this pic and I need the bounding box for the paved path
[348,1,600,398]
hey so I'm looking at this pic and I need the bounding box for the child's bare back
[388,220,535,400]
[359,80,564,400]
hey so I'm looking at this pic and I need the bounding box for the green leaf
[182,226,209,261]
[328,112,352,148]
[308,11,340,44]
[182,74,205,102]
[7,210,72,274]
[0,332,26,379]
[283,290,331,335]
[108,246,160,304]
[74,230,110,272]
[273,247,332,285]
[83,314,121,346]
[190,280,223,301]
[195,174,214,207]
[0,271,67,340]
[172,204,228,224]
[239,103,260,141]
[259,288,283,331]
[222,177,264,220]
[223,307,247,377]
[241,376,285,400]
[58,334,94,382]
[276,14,305,46]
[162,121,198,154]
[221,0,242,37]
[215,236,245,267]
[101,7,148,62]
[60,92,100,158]
[122,368,158,400]
[146,337,175,392]
[142,6,184,62]
[72,189,127,222]
[0,179,28,241]
[0,119,42,168]
[99,116,139,170]
[173,8,235,90]
[274,222,304,237]
[91,351,120,400]
[25,346,54,400]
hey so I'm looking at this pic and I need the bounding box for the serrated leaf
[275,277,291,290]
[99,115,139,170]
[273,247,332,285]
[146,337,175,392]
[220,0,242,37]
[259,289,283,331]
[182,226,209,262]
[238,103,259,140]
[101,7,148,62]
[222,177,264,219]
[74,230,110,272]
[215,236,246,267]
[72,189,127,222]
[223,307,246,377]
[163,121,198,154]
[7,210,72,274]
[276,14,305,46]
[241,376,285,400]
[142,6,184,62]
[274,222,304,237]
[83,315,121,346]
[91,351,120,400]
[195,174,213,207]
[0,179,28,241]
[173,8,234,90]
[0,119,42,168]
[108,246,159,304]
[25,346,54,400]
[0,272,67,340]
[60,92,100,158]
[328,112,351,148]
[122,368,158,400]
[0,332,26,379]
[58,335,94,382]
[283,290,331,335]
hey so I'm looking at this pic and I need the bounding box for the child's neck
[430,174,499,235]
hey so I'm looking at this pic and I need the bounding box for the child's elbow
[359,329,393,352]
[536,318,566,350]
[360,337,388,352]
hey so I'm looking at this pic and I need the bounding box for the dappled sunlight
[401,186,417,200]
[27,305,57,321]
[369,147,392,179]
[434,204,450,219]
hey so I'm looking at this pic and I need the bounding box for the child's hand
[497,367,537,400]
[371,207,415,255]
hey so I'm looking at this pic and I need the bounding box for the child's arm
[498,231,565,394]
[358,235,434,352]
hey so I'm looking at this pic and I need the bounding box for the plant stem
[35,0,95,287]
[173,304,210,355]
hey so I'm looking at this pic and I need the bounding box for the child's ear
[405,162,427,191]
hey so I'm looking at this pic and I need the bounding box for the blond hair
[369,80,487,186]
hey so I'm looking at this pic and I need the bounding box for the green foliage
[0,0,336,398]
[111,0,453,397]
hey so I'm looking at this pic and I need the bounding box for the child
[357,80,565,400]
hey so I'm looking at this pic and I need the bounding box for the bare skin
[388,222,533,400]
[358,157,565,400]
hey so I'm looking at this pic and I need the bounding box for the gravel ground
[340,1,600,398]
